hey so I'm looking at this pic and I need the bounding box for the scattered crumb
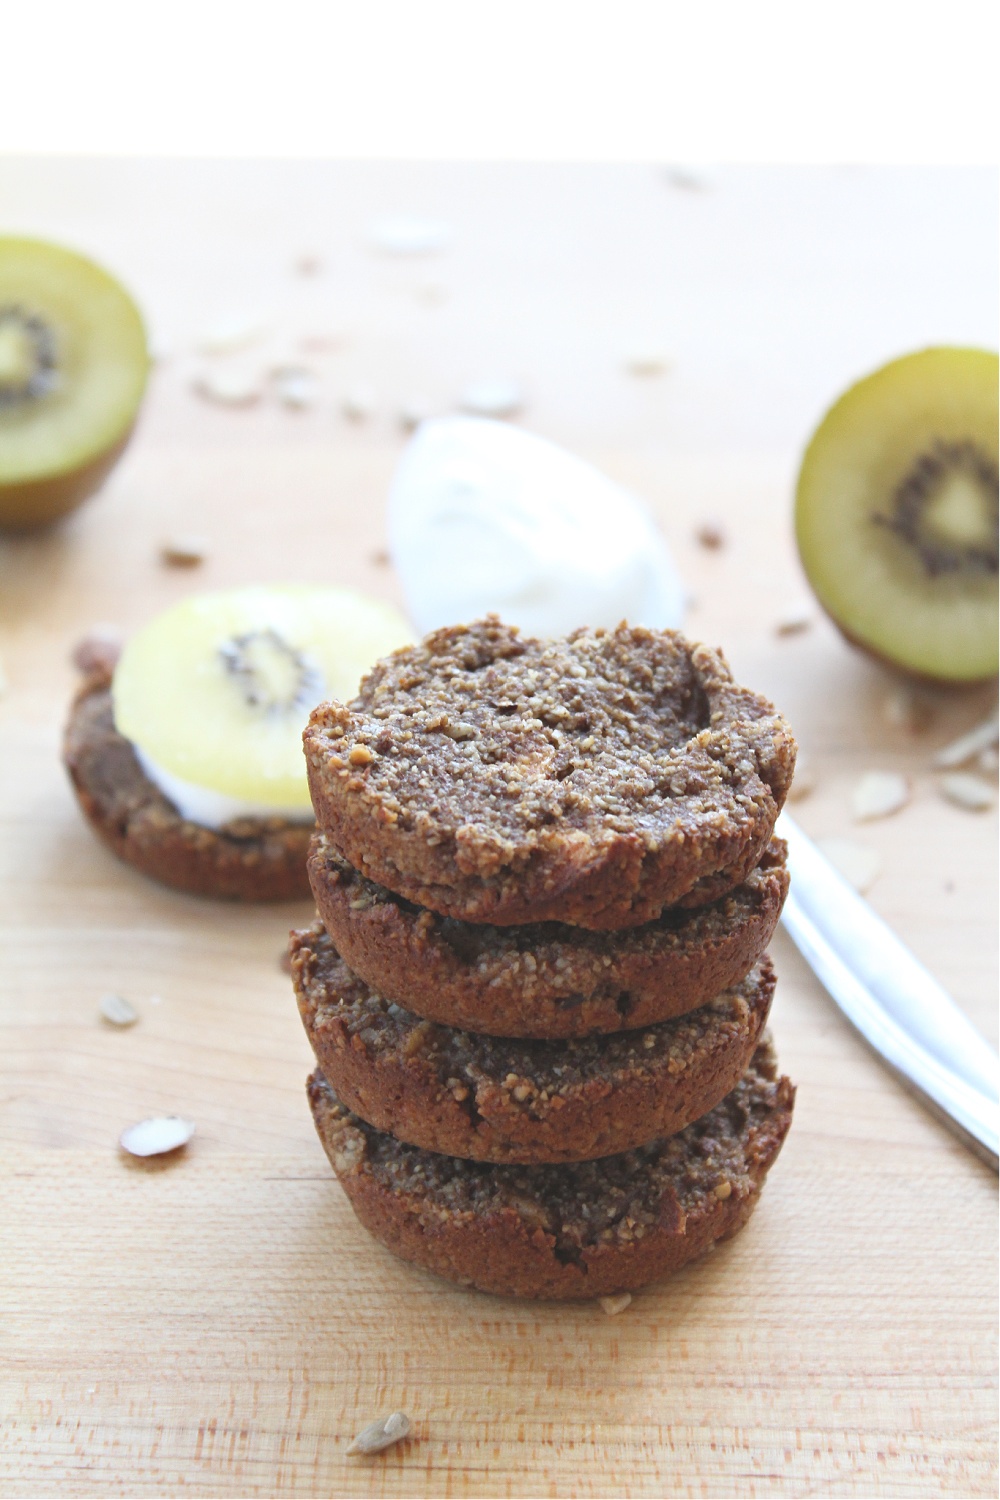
[370,547,390,567]
[272,365,319,410]
[786,756,816,802]
[694,520,726,550]
[852,770,910,822]
[938,773,996,812]
[413,282,448,306]
[774,603,814,637]
[347,1411,411,1456]
[192,368,262,407]
[624,350,670,377]
[367,216,452,256]
[342,384,377,421]
[119,1116,194,1158]
[159,535,209,568]
[398,397,431,432]
[196,315,269,355]
[599,1293,633,1315]
[882,686,935,734]
[815,836,881,894]
[458,378,525,419]
[99,993,138,1027]
[932,715,999,769]
[71,626,124,677]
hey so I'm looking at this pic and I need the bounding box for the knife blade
[777,811,999,1169]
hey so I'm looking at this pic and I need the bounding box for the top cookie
[304,619,795,929]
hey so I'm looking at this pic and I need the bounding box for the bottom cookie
[307,1039,794,1300]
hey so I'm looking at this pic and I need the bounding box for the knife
[777,811,1000,1170]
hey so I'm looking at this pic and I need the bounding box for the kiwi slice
[795,347,998,683]
[112,585,412,813]
[0,237,148,528]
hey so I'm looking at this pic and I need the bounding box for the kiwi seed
[219,629,324,716]
[0,306,59,410]
[874,438,999,578]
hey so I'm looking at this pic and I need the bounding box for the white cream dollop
[134,745,314,831]
[387,417,685,638]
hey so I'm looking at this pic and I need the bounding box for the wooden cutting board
[1,161,996,1498]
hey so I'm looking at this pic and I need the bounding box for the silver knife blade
[777,811,999,1169]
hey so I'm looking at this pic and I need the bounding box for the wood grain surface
[1,162,997,1498]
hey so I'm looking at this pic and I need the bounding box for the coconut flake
[932,715,1000,769]
[120,1116,194,1158]
[852,771,910,822]
[939,773,996,811]
[458,379,526,419]
[815,837,881,894]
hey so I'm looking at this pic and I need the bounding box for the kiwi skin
[0,237,149,530]
[0,428,135,529]
[795,346,999,686]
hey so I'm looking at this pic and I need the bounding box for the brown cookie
[63,672,313,902]
[306,1039,795,1299]
[308,834,788,1037]
[292,923,775,1163]
[304,618,795,930]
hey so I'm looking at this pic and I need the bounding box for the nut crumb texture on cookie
[304,619,796,929]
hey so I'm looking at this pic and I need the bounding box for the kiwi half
[795,347,999,684]
[0,237,148,529]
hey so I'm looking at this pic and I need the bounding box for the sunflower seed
[599,1293,632,1316]
[458,378,525,419]
[815,836,881,893]
[852,770,910,822]
[368,215,452,255]
[346,1411,410,1455]
[938,773,995,812]
[932,715,999,769]
[119,1116,194,1158]
[99,993,138,1027]
[159,534,209,568]
[192,368,262,407]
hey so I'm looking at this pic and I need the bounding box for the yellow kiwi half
[795,347,998,683]
[0,237,149,528]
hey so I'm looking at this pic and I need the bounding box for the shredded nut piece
[933,715,1000,769]
[599,1293,633,1315]
[939,773,995,811]
[852,770,910,822]
[347,1411,410,1455]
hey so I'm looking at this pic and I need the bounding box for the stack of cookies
[291,618,797,1300]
